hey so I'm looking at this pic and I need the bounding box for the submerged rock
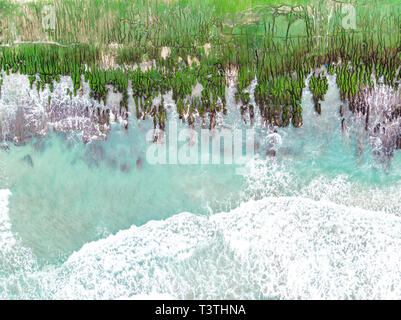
[22,154,34,167]
[84,143,105,167]
[120,163,130,173]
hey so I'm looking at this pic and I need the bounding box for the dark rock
[341,118,346,133]
[107,158,117,169]
[249,105,254,126]
[315,102,322,115]
[22,154,34,167]
[365,106,370,131]
[266,149,276,158]
[396,135,401,150]
[120,163,130,173]
[0,144,10,152]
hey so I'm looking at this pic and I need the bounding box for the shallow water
[1,73,401,299]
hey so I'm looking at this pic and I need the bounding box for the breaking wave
[2,180,401,299]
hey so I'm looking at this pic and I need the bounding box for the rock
[203,43,211,56]
[315,102,322,115]
[266,149,276,158]
[210,112,216,130]
[249,105,255,126]
[340,105,344,117]
[254,141,259,151]
[120,163,130,173]
[396,135,401,150]
[341,118,346,133]
[22,154,34,167]
[292,113,303,128]
[161,46,171,60]
[107,158,117,169]
[0,144,10,152]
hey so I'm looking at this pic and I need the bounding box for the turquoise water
[1,73,401,299]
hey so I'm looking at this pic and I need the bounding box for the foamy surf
[0,189,14,247]
[2,195,401,299]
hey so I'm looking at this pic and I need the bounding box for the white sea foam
[0,189,38,297]
[1,194,400,299]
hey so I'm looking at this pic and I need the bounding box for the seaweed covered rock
[309,73,328,115]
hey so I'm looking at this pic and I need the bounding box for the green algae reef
[0,1,400,131]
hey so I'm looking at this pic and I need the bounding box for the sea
[1,71,401,299]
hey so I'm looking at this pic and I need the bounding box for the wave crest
[3,195,401,299]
